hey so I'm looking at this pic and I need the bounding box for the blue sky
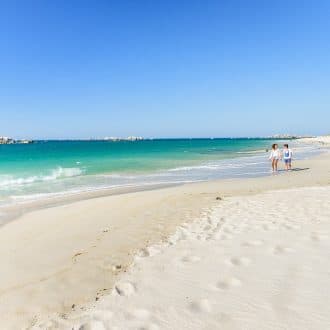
[1,0,329,139]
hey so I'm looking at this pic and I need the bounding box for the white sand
[33,185,330,330]
[1,152,330,329]
[299,135,330,145]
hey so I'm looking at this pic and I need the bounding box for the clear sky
[1,0,329,139]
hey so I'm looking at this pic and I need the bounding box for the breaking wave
[0,167,84,188]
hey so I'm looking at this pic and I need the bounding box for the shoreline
[0,144,326,228]
[0,151,330,328]
[0,138,322,225]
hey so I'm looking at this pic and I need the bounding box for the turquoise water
[0,139,270,176]
[0,138,319,215]
[0,139,269,187]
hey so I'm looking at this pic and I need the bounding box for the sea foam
[0,167,84,188]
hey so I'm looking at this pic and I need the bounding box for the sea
[0,138,322,224]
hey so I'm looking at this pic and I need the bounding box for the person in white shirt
[269,143,280,172]
[282,143,293,171]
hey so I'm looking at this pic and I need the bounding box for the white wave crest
[236,149,267,154]
[0,167,84,188]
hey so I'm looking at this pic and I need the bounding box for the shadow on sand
[276,168,310,173]
[290,167,310,172]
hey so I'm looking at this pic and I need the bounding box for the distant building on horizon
[103,136,144,142]
[0,136,33,144]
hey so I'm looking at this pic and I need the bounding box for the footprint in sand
[138,247,161,258]
[72,251,87,263]
[178,231,190,241]
[203,224,212,231]
[219,234,233,240]
[115,282,136,297]
[283,223,301,230]
[196,234,207,241]
[97,258,114,271]
[207,216,219,226]
[182,255,201,263]
[283,224,293,230]
[243,240,264,247]
[138,324,160,330]
[226,257,251,266]
[138,248,151,258]
[262,224,270,231]
[272,245,295,255]
[216,277,242,290]
[129,308,151,320]
[262,224,277,231]
[208,232,222,240]
[223,228,234,234]
[189,299,212,313]
[89,310,113,321]
[37,320,59,329]
[79,320,106,330]
[311,232,329,242]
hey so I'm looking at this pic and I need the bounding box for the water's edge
[0,139,324,226]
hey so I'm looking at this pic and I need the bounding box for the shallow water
[0,138,322,222]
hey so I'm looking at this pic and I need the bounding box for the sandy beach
[3,0,330,328]
[298,135,330,145]
[0,151,329,329]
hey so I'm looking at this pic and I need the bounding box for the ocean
[0,138,321,223]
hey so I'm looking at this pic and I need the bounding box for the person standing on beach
[269,143,280,172]
[282,143,293,171]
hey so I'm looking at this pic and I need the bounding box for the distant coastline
[0,136,33,145]
[1,134,325,145]
[268,134,315,139]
